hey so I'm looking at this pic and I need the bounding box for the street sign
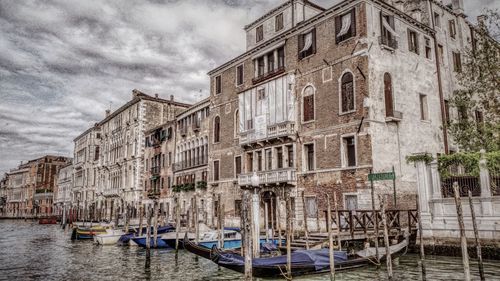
[368,171,395,181]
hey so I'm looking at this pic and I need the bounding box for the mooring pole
[270,197,275,242]
[416,194,426,281]
[175,196,180,252]
[286,192,292,279]
[217,194,222,248]
[153,200,159,248]
[370,170,380,264]
[221,202,225,249]
[326,194,335,281]
[138,204,144,236]
[453,182,471,281]
[302,191,309,249]
[146,205,152,253]
[468,190,484,280]
[392,166,397,207]
[242,190,253,280]
[333,191,341,251]
[380,197,393,280]
[194,195,199,244]
[277,196,282,246]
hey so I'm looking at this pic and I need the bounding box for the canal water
[0,220,498,281]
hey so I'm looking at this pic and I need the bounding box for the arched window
[302,85,315,122]
[340,72,354,113]
[214,116,220,143]
[384,73,394,117]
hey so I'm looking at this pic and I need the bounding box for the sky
[0,0,497,175]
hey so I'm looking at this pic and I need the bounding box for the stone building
[172,98,212,224]
[72,125,100,220]
[93,90,189,221]
[205,0,478,230]
[54,161,73,217]
[0,175,8,216]
[5,167,30,217]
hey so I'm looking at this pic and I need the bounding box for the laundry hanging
[300,32,313,53]
[337,13,351,37]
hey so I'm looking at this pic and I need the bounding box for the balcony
[379,36,398,50]
[173,155,208,172]
[240,121,295,146]
[150,166,160,175]
[385,110,403,123]
[103,188,120,197]
[252,66,285,85]
[180,126,187,137]
[238,168,296,186]
[192,121,201,132]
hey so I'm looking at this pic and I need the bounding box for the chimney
[105,109,111,117]
[155,93,159,99]
[132,89,140,98]
[170,95,174,101]
[451,0,464,15]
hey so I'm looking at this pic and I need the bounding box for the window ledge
[301,120,315,125]
[339,110,356,116]
[337,36,356,45]
[420,119,431,124]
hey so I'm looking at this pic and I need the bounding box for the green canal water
[0,220,498,280]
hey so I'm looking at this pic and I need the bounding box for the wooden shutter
[298,33,304,59]
[303,95,314,121]
[350,8,356,38]
[384,73,394,117]
[311,28,317,54]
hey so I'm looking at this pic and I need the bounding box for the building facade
[54,162,73,217]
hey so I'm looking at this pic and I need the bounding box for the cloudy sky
[0,0,497,175]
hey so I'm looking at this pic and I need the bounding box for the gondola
[205,237,409,278]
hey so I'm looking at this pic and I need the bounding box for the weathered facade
[54,162,73,217]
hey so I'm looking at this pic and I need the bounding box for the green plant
[485,151,500,172]
[406,153,434,164]
[438,152,480,179]
[196,181,207,189]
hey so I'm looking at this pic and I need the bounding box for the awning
[337,13,351,37]
[383,17,399,37]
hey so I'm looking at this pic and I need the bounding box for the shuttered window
[341,72,355,113]
[214,116,220,143]
[256,25,264,42]
[408,29,419,54]
[384,73,394,117]
[236,64,243,85]
[213,161,220,181]
[335,9,356,44]
[298,28,316,59]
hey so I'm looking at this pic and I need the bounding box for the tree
[448,9,500,152]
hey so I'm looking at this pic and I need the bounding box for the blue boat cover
[118,225,174,244]
[218,249,347,271]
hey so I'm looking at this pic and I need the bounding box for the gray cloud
[0,0,496,175]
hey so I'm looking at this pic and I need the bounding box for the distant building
[54,161,73,217]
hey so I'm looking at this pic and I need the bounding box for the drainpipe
[428,1,449,154]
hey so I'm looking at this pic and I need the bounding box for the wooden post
[453,182,471,281]
[194,195,199,244]
[370,171,380,263]
[468,191,485,281]
[380,197,393,280]
[416,194,426,281]
[138,204,144,236]
[175,196,181,251]
[114,201,120,228]
[220,202,225,249]
[302,191,309,249]
[286,192,292,278]
[316,203,321,233]
[124,203,130,233]
[146,205,152,251]
[153,200,159,248]
[217,194,222,248]
[242,190,253,280]
[264,202,269,243]
[270,197,275,242]
[333,191,341,251]
[277,196,282,246]
[326,194,335,281]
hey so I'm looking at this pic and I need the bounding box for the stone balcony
[238,168,296,187]
[239,121,295,146]
[103,188,120,197]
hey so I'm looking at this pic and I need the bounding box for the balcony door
[261,191,277,229]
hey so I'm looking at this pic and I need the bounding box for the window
[425,38,432,59]
[257,88,266,100]
[256,25,264,42]
[213,160,220,181]
[305,197,317,218]
[162,154,165,167]
[267,52,275,72]
[215,76,221,95]
[265,149,272,170]
[452,52,462,72]
[345,194,358,210]
[475,110,484,124]
[286,145,294,168]
[234,110,240,136]
[336,9,356,43]
[167,176,171,188]
[277,47,285,68]
[246,152,253,172]
[235,156,242,176]
[257,151,262,171]
[341,72,355,113]
[438,44,444,64]
[342,136,356,167]
[444,100,450,124]
[304,143,315,171]
[234,200,242,216]
[384,73,394,117]
[419,94,428,120]
[257,57,265,76]
[408,29,419,54]
[449,19,456,39]
[380,13,396,48]
[298,29,316,59]
[94,146,100,161]
[433,12,440,28]
[276,147,283,169]
[168,152,172,166]
[236,64,244,86]
[275,13,284,31]
[214,116,220,143]
[302,86,315,122]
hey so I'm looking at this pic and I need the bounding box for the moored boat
[94,229,126,245]
[71,225,108,240]
[39,216,58,224]
[131,236,170,249]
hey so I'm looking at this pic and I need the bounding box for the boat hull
[131,237,170,249]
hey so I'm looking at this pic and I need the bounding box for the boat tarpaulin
[218,249,348,271]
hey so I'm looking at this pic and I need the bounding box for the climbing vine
[406,153,434,164]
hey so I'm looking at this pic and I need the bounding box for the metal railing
[441,163,481,198]
[173,155,208,172]
[238,168,296,186]
[490,169,500,196]
[252,66,285,85]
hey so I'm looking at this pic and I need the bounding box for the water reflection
[0,220,498,281]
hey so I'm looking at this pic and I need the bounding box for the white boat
[94,229,126,245]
